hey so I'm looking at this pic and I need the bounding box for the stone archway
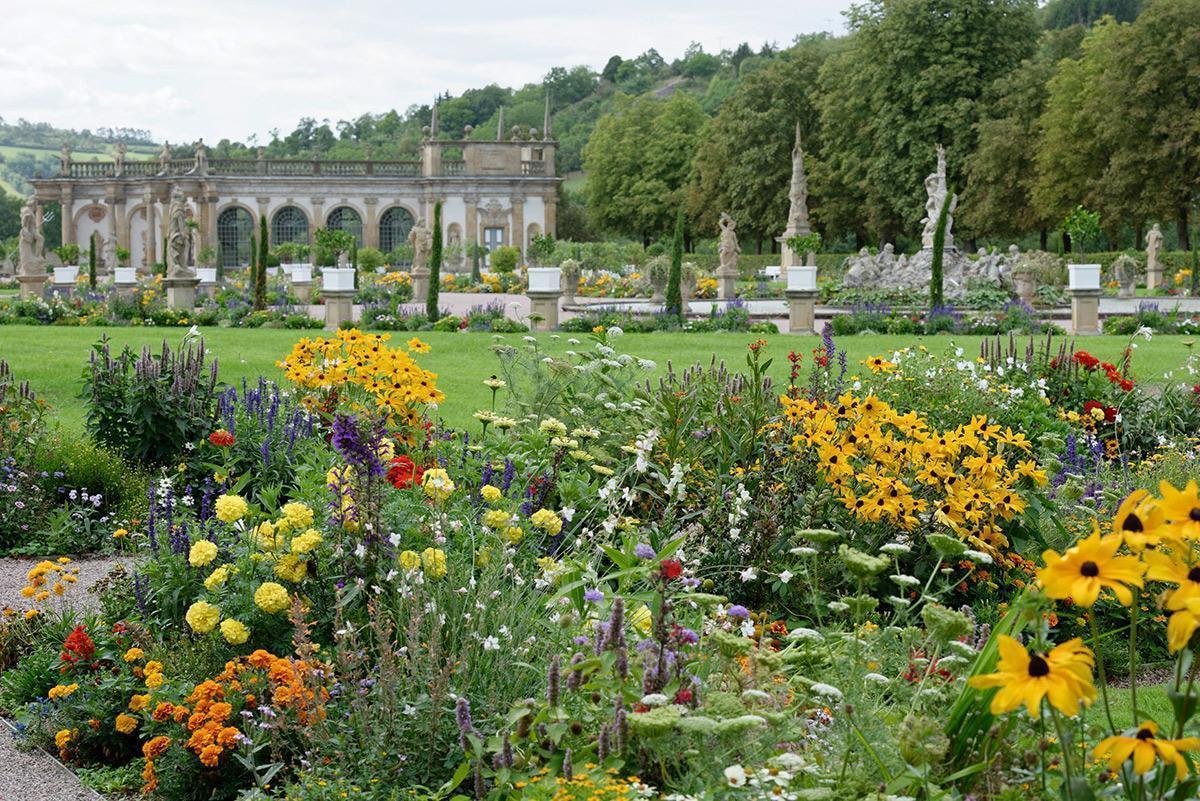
[326,205,364,247]
[379,205,416,255]
[271,206,310,246]
[217,205,255,267]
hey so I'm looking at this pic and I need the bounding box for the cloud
[0,0,852,142]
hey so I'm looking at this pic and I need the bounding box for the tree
[1042,0,1141,28]
[930,191,952,308]
[667,209,684,320]
[543,66,598,106]
[426,201,442,320]
[254,215,268,311]
[88,233,96,289]
[816,0,1039,246]
[963,27,1083,241]
[688,37,833,246]
[601,55,623,83]
[584,93,706,241]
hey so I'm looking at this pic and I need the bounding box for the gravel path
[0,555,129,801]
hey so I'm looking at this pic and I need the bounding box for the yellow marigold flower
[1037,529,1145,607]
[280,502,314,530]
[290,529,322,555]
[145,671,164,690]
[129,694,151,712]
[185,601,220,634]
[203,565,231,591]
[273,554,308,583]
[254,582,290,614]
[483,509,513,530]
[1094,721,1200,776]
[123,647,144,663]
[214,494,248,524]
[504,526,525,545]
[422,469,455,502]
[968,635,1095,718]
[23,609,39,621]
[421,548,447,579]
[189,540,218,568]
[115,713,138,734]
[54,729,73,749]
[112,528,128,539]
[144,660,163,675]
[530,508,563,536]
[480,484,502,504]
[399,550,421,571]
[48,683,79,700]
[220,619,250,645]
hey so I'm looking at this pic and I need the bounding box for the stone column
[363,197,379,249]
[60,186,74,245]
[1070,289,1101,335]
[257,197,271,235]
[164,275,200,310]
[716,266,737,301]
[786,289,818,335]
[311,198,325,240]
[18,274,47,299]
[323,289,355,330]
[144,193,157,274]
[543,192,557,237]
[411,268,429,302]
[464,194,479,251]
[511,196,525,258]
[527,289,562,331]
[112,190,128,250]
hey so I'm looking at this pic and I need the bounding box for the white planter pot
[53,265,79,285]
[114,267,138,285]
[323,267,356,292]
[267,266,282,278]
[1068,263,1101,291]
[787,265,818,292]
[764,265,782,279]
[527,267,562,293]
[290,267,313,284]
[196,267,218,285]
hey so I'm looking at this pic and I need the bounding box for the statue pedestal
[293,281,313,304]
[1069,289,1101,336]
[526,290,562,331]
[716,268,737,301]
[785,289,819,335]
[1147,267,1162,292]
[17,274,47,299]
[411,267,430,305]
[323,290,355,330]
[164,275,200,310]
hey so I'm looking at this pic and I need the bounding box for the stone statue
[158,141,172,174]
[717,212,740,274]
[1146,223,1164,290]
[1113,253,1139,299]
[408,217,433,272]
[166,188,193,277]
[114,143,127,177]
[59,144,71,175]
[140,230,148,269]
[17,197,45,276]
[786,122,810,236]
[193,139,209,176]
[446,226,464,270]
[920,144,957,250]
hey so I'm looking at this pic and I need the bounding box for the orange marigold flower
[142,735,171,760]
[199,744,223,767]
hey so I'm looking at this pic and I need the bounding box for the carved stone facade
[32,136,560,273]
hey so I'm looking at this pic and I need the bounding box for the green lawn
[0,327,1195,434]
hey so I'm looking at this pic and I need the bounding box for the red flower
[673,687,694,705]
[1073,351,1100,371]
[387,456,424,490]
[659,559,683,581]
[61,626,96,670]
[1119,379,1135,392]
[1192,384,1200,397]
[208,429,236,447]
[1083,400,1117,423]
[1100,362,1117,373]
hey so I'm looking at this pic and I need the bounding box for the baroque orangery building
[29,116,560,272]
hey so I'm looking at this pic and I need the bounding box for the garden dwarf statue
[1146,223,1163,290]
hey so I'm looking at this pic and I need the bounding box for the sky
[1,0,853,144]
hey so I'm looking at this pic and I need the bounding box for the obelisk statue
[777,122,812,276]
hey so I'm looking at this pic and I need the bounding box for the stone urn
[323,267,356,292]
[53,265,79,286]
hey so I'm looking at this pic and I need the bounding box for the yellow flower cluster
[277,328,444,426]
[48,683,79,700]
[189,540,218,567]
[781,392,1043,550]
[530,508,564,536]
[422,468,455,502]
[214,494,248,524]
[377,270,412,287]
[186,600,221,633]
[254,581,291,614]
[20,558,79,607]
[398,548,448,579]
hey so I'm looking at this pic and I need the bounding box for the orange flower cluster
[140,735,172,793]
[276,328,444,427]
[781,392,1045,550]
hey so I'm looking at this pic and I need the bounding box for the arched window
[326,206,364,247]
[272,206,309,246]
[379,206,415,254]
[216,207,255,267]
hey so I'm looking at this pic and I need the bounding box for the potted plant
[196,245,218,285]
[315,228,356,292]
[1063,206,1102,291]
[53,243,81,285]
[529,233,557,268]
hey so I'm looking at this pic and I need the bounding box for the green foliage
[528,233,556,266]
[1063,205,1102,263]
[81,333,218,466]
[54,242,81,266]
[255,215,269,310]
[489,245,520,274]
[666,208,684,318]
[87,232,96,289]
[584,93,707,239]
[786,231,823,256]
[426,201,442,319]
[356,246,384,272]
